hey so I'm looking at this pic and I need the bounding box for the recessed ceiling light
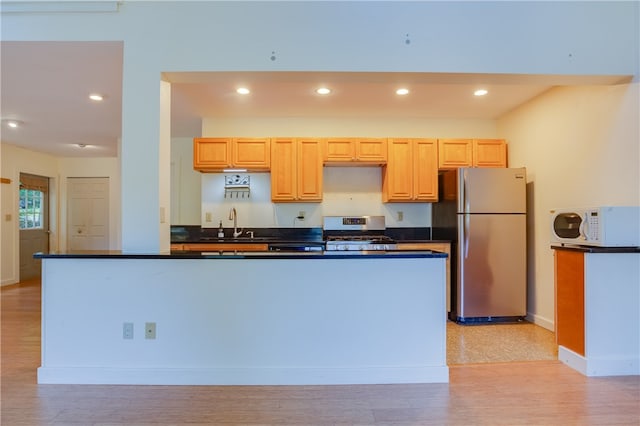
[474,89,488,96]
[3,119,23,128]
[89,94,104,101]
[236,87,250,95]
[396,88,410,96]
[77,144,88,148]
[316,87,331,95]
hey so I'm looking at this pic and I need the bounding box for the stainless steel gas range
[323,216,397,251]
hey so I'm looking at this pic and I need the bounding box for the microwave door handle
[580,212,588,241]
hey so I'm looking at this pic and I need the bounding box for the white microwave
[550,206,640,247]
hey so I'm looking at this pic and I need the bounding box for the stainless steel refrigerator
[432,167,527,324]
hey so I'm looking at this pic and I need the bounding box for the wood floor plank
[2,279,639,425]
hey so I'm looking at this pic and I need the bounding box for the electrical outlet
[398,211,404,221]
[123,322,134,339]
[205,212,212,222]
[145,322,156,339]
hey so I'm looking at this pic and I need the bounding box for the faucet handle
[246,230,255,239]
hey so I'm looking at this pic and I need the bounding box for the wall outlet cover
[145,322,156,339]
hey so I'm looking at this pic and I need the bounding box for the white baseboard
[526,312,554,332]
[38,365,450,385]
[559,346,639,377]
[558,346,587,375]
[1,279,20,287]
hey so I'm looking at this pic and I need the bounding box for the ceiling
[1,41,630,158]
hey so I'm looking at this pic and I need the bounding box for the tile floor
[447,320,558,365]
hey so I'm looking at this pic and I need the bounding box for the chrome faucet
[228,207,243,238]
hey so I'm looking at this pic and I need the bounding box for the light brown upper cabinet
[271,138,323,202]
[438,138,507,169]
[473,139,508,168]
[383,138,438,202]
[193,137,270,172]
[324,138,387,165]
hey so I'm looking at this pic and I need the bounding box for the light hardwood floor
[2,279,639,425]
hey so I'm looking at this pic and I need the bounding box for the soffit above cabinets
[2,41,632,158]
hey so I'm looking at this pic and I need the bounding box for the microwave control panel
[586,211,599,240]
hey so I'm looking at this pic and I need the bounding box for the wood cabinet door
[438,139,472,170]
[233,138,270,170]
[413,138,438,201]
[473,139,507,167]
[271,138,322,202]
[441,169,457,201]
[383,138,413,201]
[296,138,323,201]
[356,138,387,163]
[270,138,297,201]
[324,138,355,162]
[555,250,585,356]
[193,138,232,170]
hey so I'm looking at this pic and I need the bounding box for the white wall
[497,83,640,329]
[0,143,120,285]
[170,137,201,225]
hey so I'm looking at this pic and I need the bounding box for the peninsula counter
[35,251,448,385]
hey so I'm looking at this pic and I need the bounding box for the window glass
[19,189,44,229]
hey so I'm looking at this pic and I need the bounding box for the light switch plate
[123,322,134,339]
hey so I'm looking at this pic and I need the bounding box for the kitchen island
[35,250,448,385]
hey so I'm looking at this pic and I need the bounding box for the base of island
[38,255,448,385]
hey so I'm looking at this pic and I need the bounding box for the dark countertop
[34,250,447,260]
[551,244,640,253]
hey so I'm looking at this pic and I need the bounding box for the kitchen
[1,1,638,385]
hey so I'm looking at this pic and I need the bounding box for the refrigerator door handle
[464,214,469,258]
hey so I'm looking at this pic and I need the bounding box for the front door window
[19,188,44,230]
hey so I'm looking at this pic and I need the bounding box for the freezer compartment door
[457,213,526,319]
[458,167,527,214]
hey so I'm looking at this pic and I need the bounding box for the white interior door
[68,177,109,251]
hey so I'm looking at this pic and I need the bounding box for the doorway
[19,173,50,280]
[67,177,110,251]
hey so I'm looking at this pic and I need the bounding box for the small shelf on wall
[225,174,250,198]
